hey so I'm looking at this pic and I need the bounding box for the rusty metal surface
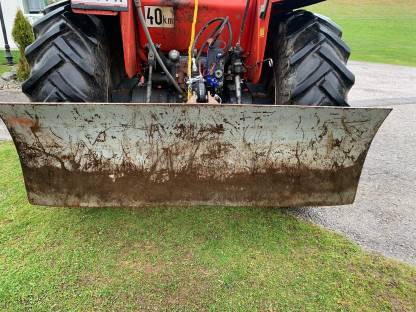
[0,103,390,208]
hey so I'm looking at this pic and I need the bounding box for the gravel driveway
[0,61,415,265]
[292,62,416,265]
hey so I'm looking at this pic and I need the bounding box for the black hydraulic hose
[208,17,229,47]
[133,0,184,97]
[192,18,225,57]
[192,17,233,62]
[237,0,250,46]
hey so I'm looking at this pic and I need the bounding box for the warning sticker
[144,6,174,28]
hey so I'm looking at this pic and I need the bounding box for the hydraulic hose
[192,17,233,61]
[134,0,184,97]
[187,0,199,100]
[237,0,250,46]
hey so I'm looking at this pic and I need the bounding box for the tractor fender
[246,0,326,83]
[70,0,142,78]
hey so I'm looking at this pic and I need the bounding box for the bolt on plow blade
[0,103,390,208]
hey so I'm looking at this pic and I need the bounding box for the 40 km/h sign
[144,6,175,28]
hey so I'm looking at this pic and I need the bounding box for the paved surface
[0,61,415,265]
[292,61,416,266]
[0,90,28,141]
[290,102,416,266]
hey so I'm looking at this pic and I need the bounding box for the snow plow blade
[0,103,390,208]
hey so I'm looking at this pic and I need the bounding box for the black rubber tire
[273,10,355,106]
[22,1,111,102]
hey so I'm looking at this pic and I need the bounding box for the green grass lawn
[310,0,416,66]
[0,50,20,75]
[0,142,415,310]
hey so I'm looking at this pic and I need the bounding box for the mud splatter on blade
[0,103,390,208]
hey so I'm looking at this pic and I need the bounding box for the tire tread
[273,10,355,107]
[22,5,110,102]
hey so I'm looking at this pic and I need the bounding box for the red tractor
[23,0,353,106]
[0,0,390,208]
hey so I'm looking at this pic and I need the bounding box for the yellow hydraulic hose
[187,0,199,100]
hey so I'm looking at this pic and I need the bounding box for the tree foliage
[12,10,34,81]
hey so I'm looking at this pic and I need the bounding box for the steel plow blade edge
[0,103,391,208]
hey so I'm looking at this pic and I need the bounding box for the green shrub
[12,10,34,81]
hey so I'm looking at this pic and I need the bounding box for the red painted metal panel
[72,0,286,81]
[136,0,253,53]
[120,0,141,78]
[245,0,273,83]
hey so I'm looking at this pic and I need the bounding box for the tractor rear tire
[22,2,111,102]
[273,10,355,107]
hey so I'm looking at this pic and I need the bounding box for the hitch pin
[254,58,273,67]
[260,58,273,67]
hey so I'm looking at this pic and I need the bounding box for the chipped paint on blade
[0,103,391,208]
